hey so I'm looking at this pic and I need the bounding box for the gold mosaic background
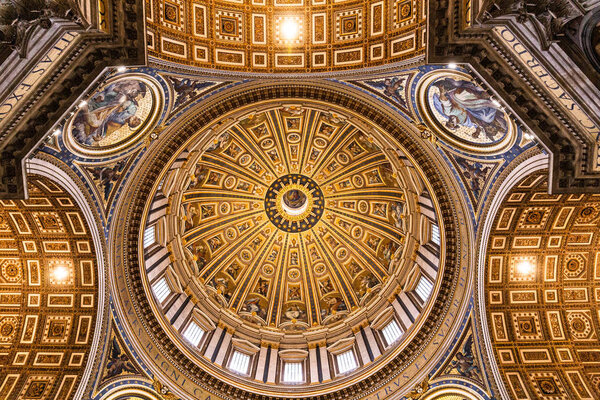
[485,171,600,399]
[0,176,98,400]
[145,0,426,72]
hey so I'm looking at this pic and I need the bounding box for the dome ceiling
[145,0,426,73]
[171,104,430,335]
[109,82,473,400]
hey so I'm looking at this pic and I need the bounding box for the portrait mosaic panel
[418,70,516,154]
[64,74,163,157]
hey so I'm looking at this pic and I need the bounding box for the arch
[474,152,548,400]
[25,158,108,400]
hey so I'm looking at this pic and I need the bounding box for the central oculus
[265,174,324,232]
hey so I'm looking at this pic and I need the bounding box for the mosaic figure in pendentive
[455,157,493,200]
[431,77,508,141]
[72,80,149,147]
[86,159,128,203]
[104,336,138,379]
[168,77,216,109]
[364,76,409,108]
[447,334,481,381]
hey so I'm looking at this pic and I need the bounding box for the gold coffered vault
[1,0,600,399]
[146,0,426,72]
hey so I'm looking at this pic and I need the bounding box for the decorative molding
[428,0,600,193]
[0,0,146,198]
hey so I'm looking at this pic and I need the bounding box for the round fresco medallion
[65,74,162,156]
[418,70,516,153]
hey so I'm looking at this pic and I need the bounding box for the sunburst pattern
[178,105,412,330]
[138,100,447,393]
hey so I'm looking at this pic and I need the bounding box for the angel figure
[450,335,481,380]
[364,77,408,108]
[105,337,137,379]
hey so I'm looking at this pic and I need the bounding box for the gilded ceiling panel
[485,171,600,399]
[0,176,98,400]
[145,0,426,72]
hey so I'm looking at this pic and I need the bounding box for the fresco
[66,75,161,155]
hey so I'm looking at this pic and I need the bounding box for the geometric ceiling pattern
[172,105,428,333]
[140,100,445,393]
[484,171,600,400]
[0,176,98,400]
[145,0,425,72]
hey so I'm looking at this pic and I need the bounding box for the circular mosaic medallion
[264,174,324,232]
[418,70,516,154]
[65,74,162,157]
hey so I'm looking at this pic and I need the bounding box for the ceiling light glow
[448,63,457,69]
[281,18,300,41]
[516,260,535,275]
[53,265,69,282]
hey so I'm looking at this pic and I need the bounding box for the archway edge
[474,152,549,400]
[26,157,109,400]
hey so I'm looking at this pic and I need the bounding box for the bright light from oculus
[516,260,535,275]
[52,265,69,282]
[281,18,300,41]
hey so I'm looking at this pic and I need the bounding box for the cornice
[428,0,600,193]
[0,0,146,199]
